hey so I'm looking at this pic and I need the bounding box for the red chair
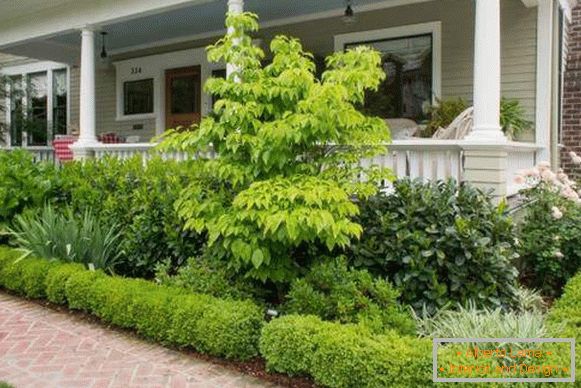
[53,135,77,162]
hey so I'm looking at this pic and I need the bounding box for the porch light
[343,0,356,24]
[100,32,108,59]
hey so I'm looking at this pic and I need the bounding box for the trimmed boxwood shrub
[351,179,519,314]
[0,247,263,360]
[283,258,415,335]
[260,314,432,387]
[45,263,87,304]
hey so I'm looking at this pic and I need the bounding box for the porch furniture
[385,118,420,140]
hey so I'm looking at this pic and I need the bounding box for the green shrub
[516,180,581,297]
[10,205,123,272]
[58,156,205,278]
[159,13,391,283]
[0,256,54,298]
[351,179,519,314]
[283,258,415,334]
[64,270,106,311]
[45,263,86,304]
[155,256,260,301]
[0,149,59,223]
[259,314,328,376]
[260,314,432,387]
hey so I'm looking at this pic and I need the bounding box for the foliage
[45,263,86,304]
[422,97,532,138]
[155,256,260,301]
[350,179,519,314]
[423,97,468,137]
[0,246,264,360]
[515,163,581,296]
[0,150,59,223]
[158,12,391,283]
[57,156,205,277]
[413,301,548,340]
[10,205,123,272]
[259,314,432,387]
[500,97,533,139]
[283,258,415,334]
[514,286,546,313]
[547,272,581,379]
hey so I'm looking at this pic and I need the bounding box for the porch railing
[3,140,540,197]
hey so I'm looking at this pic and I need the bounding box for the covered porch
[0,0,564,197]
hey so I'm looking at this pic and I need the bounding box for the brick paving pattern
[0,292,278,388]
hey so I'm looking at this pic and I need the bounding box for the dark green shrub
[0,150,59,223]
[155,256,261,301]
[58,156,205,278]
[516,182,581,297]
[260,314,432,387]
[45,263,86,304]
[351,179,518,314]
[283,258,415,334]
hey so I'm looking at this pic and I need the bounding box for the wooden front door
[165,66,201,130]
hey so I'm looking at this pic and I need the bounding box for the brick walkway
[0,292,278,388]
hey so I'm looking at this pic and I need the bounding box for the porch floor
[0,292,278,388]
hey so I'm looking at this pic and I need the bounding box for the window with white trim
[335,23,441,123]
[5,66,68,147]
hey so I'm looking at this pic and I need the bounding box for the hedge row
[0,247,263,360]
[259,315,433,388]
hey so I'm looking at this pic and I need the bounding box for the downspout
[551,1,562,169]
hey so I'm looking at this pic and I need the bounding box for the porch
[0,0,565,198]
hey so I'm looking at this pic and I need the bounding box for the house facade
[0,0,576,198]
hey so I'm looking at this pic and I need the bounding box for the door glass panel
[9,76,23,147]
[171,75,197,114]
[346,34,433,122]
[27,71,48,146]
[53,69,67,136]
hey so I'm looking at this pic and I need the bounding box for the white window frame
[334,21,442,106]
[1,61,70,147]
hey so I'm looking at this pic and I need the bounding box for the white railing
[3,146,56,164]
[3,140,541,197]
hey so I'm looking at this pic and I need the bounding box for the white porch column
[71,27,98,159]
[466,0,506,142]
[226,0,244,79]
[463,0,507,202]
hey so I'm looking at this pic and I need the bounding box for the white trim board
[334,21,442,104]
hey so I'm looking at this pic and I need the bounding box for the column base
[462,144,508,203]
[69,140,99,160]
[464,126,508,143]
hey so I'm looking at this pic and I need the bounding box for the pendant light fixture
[343,0,356,24]
[100,31,108,59]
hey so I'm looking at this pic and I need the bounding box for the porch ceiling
[0,0,434,64]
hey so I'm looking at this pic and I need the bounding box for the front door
[165,66,201,130]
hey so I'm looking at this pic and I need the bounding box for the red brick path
[0,292,277,388]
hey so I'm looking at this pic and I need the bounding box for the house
[0,0,576,199]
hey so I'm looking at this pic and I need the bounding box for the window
[336,23,440,123]
[123,79,154,115]
[5,66,68,147]
[9,76,23,147]
[27,72,48,146]
[53,69,67,136]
